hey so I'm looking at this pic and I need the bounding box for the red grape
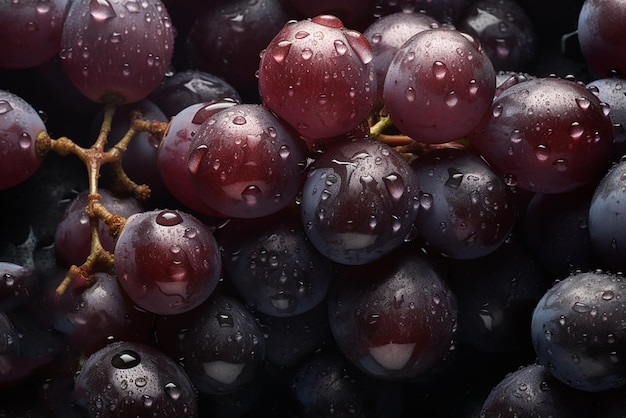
[470,77,613,193]
[60,0,174,104]
[0,89,46,190]
[383,28,496,144]
[114,209,221,315]
[258,15,377,139]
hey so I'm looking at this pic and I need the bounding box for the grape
[300,137,420,265]
[470,77,614,193]
[74,340,199,416]
[187,103,308,219]
[363,10,439,107]
[479,363,595,417]
[586,77,626,161]
[588,158,626,272]
[258,14,377,139]
[54,272,155,356]
[531,270,626,392]
[54,189,143,268]
[577,0,626,78]
[114,209,221,315]
[411,148,516,259]
[456,0,537,72]
[0,0,68,69]
[328,248,457,380]
[60,0,174,104]
[523,186,599,277]
[383,27,496,144]
[0,89,46,190]
[445,240,548,354]
[149,69,242,119]
[157,100,237,217]
[186,0,291,96]
[217,208,336,316]
[179,292,265,395]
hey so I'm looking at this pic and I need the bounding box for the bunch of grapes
[1,0,626,416]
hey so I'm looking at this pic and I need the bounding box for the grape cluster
[1,0,626,416]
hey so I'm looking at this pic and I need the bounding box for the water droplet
[183,228,198,239]
[371,33,382,44]
[135,377,147,387]
[576,97,590,110]
[156,210,183,226]
[334,39,347,55]
[90,0,116,21]
[241,185,262,205]
[188,144,207,175]
[383,173,405,200]
[122,0,140,12]
[492,104,503,118]
[272,40,292,63]
[570,122,584,139]
[405,87,416,102]
[164,383,181,400]
[535,144,550,161]
[295,30,309,39]
[432,61,448,80]
[111,349,141,369]
[602,290,615,301]
[344,30,373,64]
[510,129,523,143]
[233,115,246,125]
[419,192,433,210]
[552,158,568,172]
[279,145,290,159]
[572,302,591,313]
[445,168,463,189]
[301,48,313,60]
[216,311,234,327]
[468,79,478,95]
[0,101,13,115]
[444,91,458,107]
[18,132,32,149]
[558,315,566,326]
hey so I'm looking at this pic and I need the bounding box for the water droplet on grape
[344,29,374,64]
[602,290,615,301]
[445,168,463,189]
[570,122,584,139]
[0,101,13,115]
[18,132,32,149]
[164,382,181,400]
[405,87,416,102]
[535,144,550,161]
[111,349,141,369]
[301,48,313,60]
[572,302,591,313]
[444,91,458,107]
[419,192,433,210]
[383,173,405,200]
[510,129,523,143]
[272,40,292,63]
[334,40,348,55]
[241,185,261,205]
[90,0,116,21]
[216,311,234,327]
[135,377,147,387]
[575,97,590,110]
[432,61,448,80]
[232,115,246,125]
[156,210,183,226]
[552,158,568,172]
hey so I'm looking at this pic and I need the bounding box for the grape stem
[34,105,166,297]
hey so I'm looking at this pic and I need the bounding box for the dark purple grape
[0,89,46,190]
[255,302,331,368]
[328,248,457,379]
[54,189,143,268]
[218,209,336,316]
[258,14,377,139]
[479,363,595,417]
[411,148,517,259]
[531,270,626,392]
[577,0,626,78]
[586,77,626,161]
[363,11,439,107]
[157,100,237,217]
[0,0,68,69]
[444,240,548,353]
[470,77,614,193]
[290,350,377,417]
[588,158,626,272]
[383,28,496,144]
[54,272,155,356]
[60,0,174,104]
[187,103,308,219]
[186,0,291,95]
[456,0,537,72]
[114,209,221,315]
[73,340,199,416]
[523,186,600,277]
[149,69,242,119]
[180,292,265,394]
[300,137,420,265]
